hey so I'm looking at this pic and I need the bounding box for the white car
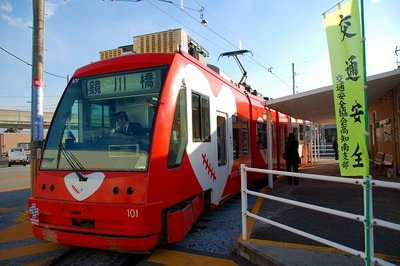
[8,147,28,167]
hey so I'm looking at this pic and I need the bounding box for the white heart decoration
[64,172,105,201]
[184,64,236,205]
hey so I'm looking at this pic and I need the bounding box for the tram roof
[265,68,400,125]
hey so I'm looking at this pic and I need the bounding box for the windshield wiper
[60,144,88,182]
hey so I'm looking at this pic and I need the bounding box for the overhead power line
[0,46,31,65]
[171,0,293,89]
[0,46,68,80]
[111,0,294,91]
[144,0,227,52]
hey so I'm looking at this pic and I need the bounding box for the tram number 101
[127,209,139,218]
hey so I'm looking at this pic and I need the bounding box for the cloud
[0,0,66,27]
[0,1,12,13]
[0,1,31,27]
[1,14,29,27]
[46,2,57,18]
[46,0,71,18]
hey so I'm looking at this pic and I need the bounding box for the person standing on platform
[333,138,339,160]
[285,133,300,185]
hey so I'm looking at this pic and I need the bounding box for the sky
[0,0,399,113]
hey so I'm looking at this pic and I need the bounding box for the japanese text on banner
[324,0,369,176]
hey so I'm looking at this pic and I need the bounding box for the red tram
[28,50,304,252]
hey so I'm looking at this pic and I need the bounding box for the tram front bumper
[28,198,162,252]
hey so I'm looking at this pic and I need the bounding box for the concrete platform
[237,158,400,265]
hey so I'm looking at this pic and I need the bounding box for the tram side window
[241,119,249,156]
[257,122,268,149]
[217,115,227,166]
[232,116,240,159]
[281,127,286,151]
[299,124,304,141]
[168,88,187,168]
[271,123,275,147]
[192,92,210,142]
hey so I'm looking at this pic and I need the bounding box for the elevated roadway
[0,109,53,129]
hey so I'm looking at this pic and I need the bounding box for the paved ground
[2,159,399,265]
[0,165,252,265]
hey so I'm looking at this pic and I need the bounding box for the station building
[267,67,400,176]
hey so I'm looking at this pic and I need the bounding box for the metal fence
[313,144,335,156]
[240,164,400,266]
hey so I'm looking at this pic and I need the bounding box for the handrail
[240,164,399,266]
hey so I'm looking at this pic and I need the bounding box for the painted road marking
[0,208,69,264]
[0,176,29,182]
[0,205,26,213]
[148,248,238,265]
[0,242,69,260]
[0,171,30,192]
[0,185,30,193]
[0,222,33,243]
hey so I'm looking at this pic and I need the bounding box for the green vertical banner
[324,0,369,176]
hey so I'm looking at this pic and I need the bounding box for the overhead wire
[192,0,239,49]
[168,1,239,50]
[0,46,68,80]
[0,45,66,108]
[111,0,295,91]
[115,0,237,52]
[164,0,293,90]
[244,57,293,88]
[144,0,227,51]
[191,0,293,89]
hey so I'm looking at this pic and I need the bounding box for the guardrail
[310,144,335,156]
[240,164,400,266]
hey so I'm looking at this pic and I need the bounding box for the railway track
[49,247,144,265]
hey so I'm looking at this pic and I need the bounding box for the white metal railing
[307,143,336,163]
[308,144,335,162]
[240,164,400,266]
[313,144,335,155]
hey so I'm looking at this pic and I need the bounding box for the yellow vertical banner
[324,0,369,176]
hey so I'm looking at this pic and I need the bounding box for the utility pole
[31,0,45,195]
[292,63,295,95]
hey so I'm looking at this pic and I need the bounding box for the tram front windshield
[41,66,167,172]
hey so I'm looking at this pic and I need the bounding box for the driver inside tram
[112,111,143,137]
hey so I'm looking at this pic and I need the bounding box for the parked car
[8,147,28,167]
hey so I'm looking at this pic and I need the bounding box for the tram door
[216,112,230,195]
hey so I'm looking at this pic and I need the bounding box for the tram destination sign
[86,69,162,98]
